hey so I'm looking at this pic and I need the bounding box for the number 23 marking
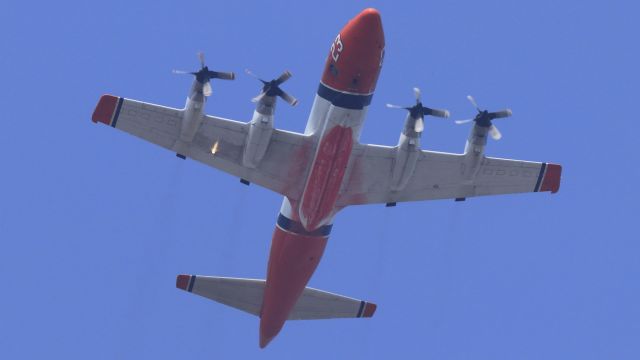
[330,34,344,62]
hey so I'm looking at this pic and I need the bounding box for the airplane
[91,8,562,348]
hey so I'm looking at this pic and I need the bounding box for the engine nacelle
[181,90,206,142]
[174,82,207,157]
[171,55,235,158]
[462,124,489,179]
[242,97,276,168]
[390,115,421,191]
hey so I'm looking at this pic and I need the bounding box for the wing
[92,95,313,200]
[337,143,562,207]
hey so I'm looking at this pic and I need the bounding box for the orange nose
[321,8,385,95]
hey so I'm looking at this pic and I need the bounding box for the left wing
[337,143,561,207]
[92,95,313,200]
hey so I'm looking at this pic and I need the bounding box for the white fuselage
[279,91,371,230]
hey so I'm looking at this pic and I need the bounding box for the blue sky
[1,0,638,358]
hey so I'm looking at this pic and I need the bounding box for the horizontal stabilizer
[176,275,376,320]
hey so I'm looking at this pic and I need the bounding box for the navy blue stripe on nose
[317,82,373,110]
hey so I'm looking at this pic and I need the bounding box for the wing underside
[338,143,561,207]
[92,95,313,200]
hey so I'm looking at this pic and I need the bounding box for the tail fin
[176,275,377,320]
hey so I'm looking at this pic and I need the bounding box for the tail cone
[259,323,280,349]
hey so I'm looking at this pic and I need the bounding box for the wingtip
[541,163,562,194]
[92,94,119,125]
[363,302,377,318]
[176,274,190,291]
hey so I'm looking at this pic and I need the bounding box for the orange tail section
[259,226,328,348]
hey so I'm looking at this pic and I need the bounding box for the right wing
[338,143,561,207]
[92,95,313,200]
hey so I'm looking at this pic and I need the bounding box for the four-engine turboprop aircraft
[91,8,562,348]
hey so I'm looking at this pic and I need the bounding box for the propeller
[172,52,235,97]
[454,95,512,140]
[246,69,298,106]
[386,87,450,133]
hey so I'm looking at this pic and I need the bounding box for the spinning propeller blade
[414,117,425,133]
[467,95,480,112]
[425,108,450,118]
[245,69,264,82]
[247,69,298,106]
[489,125,502,140]
[203,81,212,97]
[490,109,512,119]
[413,87,422,102]
[173,52,235,97]
[457,95,512,140]
[251,91,266,103]
[279,91,299,106]
[386,87,450,133]
[276,71,292,85]
[210,71,235,80]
